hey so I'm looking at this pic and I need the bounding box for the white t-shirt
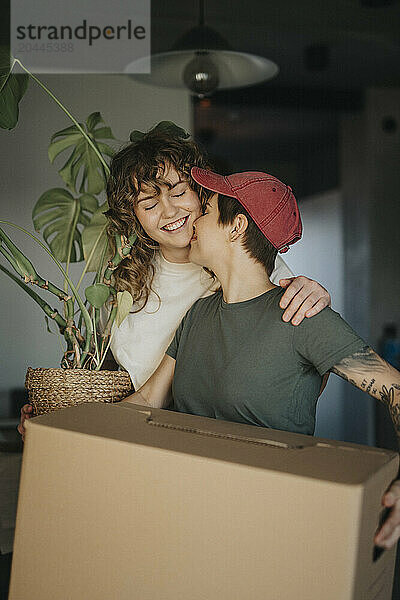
[110,252,294,389]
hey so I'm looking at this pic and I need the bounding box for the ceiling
[151,0,400,92]
[147,1,400,196]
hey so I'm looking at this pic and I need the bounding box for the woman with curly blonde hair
[105,126,212,312]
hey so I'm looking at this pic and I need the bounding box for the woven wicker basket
[25,367,133,416]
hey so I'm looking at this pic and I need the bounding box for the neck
[212,251,276,303]
[159,245,191,264]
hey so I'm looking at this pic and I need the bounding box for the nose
[159,194,178,219]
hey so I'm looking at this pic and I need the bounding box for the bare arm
[330,345,400,549]
[330,346,400,448]
[121,354,176,409]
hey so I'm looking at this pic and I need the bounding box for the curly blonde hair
[105,126,212,311]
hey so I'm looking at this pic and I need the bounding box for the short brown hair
[217,194,277,276]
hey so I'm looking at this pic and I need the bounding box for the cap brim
[191,167,234,198]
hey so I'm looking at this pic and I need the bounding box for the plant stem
[64,328,82,368]
[0,263,67,332]
[96,324,117,371]
[76,228,108,292]
[92,307,100,367]
[103,233,137,284]
[0,58,17,94]
[13,59,110,177]
[0,220,93,362]
[56,328,65,360]
[64,198,81,294]
[96,235,109,284]
[96,300,117,369]
[0,227,75,320]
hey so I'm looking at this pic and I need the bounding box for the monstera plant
[0,48,137,371]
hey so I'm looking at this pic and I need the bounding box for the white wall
[340,89,400,449]
[0,75,191,411]
[283,189,347,441]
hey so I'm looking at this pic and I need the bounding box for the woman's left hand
[279,276,331,325]
[374,479,400,549]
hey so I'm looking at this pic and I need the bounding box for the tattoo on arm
[331,346,400,449]
[380,384,400,420]
[331,346,385,378]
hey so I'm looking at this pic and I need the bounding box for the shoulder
[260,286,287,313]
[294,305,349,330]
[292,304,366,371]
[177,291,222,330]
[292,305,352,342]
[186,290,222,317]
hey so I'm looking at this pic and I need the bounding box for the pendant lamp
[125,0,279,97]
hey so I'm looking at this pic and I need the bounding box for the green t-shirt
[166,287,366,435]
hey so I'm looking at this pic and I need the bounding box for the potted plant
[0,48,140,414]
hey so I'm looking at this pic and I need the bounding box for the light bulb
[183,52,219,97]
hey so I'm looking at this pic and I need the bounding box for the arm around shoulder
[274,255,331,325]
[122,354,176,409]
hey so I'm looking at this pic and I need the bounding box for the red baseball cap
[191,167,302,253]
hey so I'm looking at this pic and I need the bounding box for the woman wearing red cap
[121,165,400,550]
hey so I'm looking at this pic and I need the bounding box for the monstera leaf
[129,120,189,143]
[81,201,109,272]
[48,112,115,195]
[32,188,98,263]
[0,47,29,130]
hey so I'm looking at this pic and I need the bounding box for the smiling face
[189,193,229,269]
[134,164,202,261]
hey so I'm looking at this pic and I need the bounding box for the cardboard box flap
[131,406,315,449]
[27,402,398,484]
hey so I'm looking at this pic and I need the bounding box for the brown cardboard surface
[25,401,395,483]
[9,402,399,600]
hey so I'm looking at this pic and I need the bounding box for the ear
[230,214,248,241]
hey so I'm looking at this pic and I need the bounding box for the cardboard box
[9,402,399,600]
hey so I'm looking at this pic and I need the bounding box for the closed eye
[144,203,158,211]
[171,191,185,198]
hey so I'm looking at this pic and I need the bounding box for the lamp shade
[125,24,279,92]
[126,50,279,91]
